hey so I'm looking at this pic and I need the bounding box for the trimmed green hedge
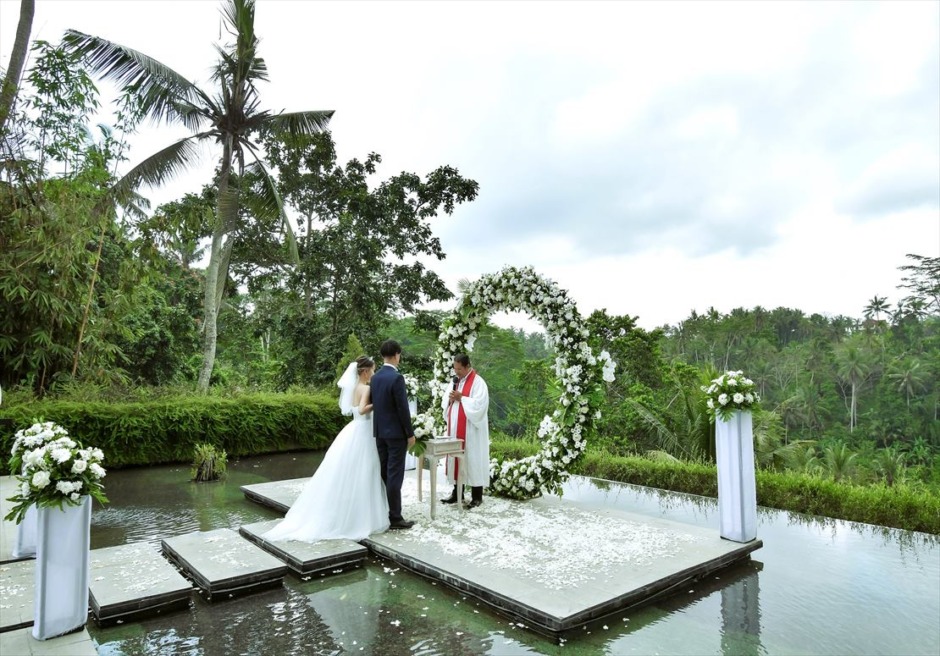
[491,439,940,535]
[0,393,344,472]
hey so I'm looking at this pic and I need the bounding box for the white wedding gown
[262,410,390,542]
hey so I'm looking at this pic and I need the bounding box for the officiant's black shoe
[464,498,482,509]
[389,518,415,530]
[441,485,460,504]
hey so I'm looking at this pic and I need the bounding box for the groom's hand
[408,436,416,448]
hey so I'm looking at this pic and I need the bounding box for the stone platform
[89,542,192,625]
[239,520,368,577]
[161,528,288,601]
[242,470,762,636]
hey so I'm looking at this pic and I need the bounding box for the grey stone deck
[0,558,35,632]
[161,528,288,600]
[243,470,762,636]
[89,542,193,625]
[0,627,97,656]
[239,520,367,577]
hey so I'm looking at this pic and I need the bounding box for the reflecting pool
[87,452,940,655]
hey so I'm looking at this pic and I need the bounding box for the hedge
[0,393,344,472]
[491,439,940,535]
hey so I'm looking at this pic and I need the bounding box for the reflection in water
[86,453,939,656]
[720,561,762,656]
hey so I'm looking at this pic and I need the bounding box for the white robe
[442,372,490,487]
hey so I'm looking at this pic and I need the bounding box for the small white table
[417,437,465,520]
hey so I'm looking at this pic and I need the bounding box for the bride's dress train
[262,411,389,542]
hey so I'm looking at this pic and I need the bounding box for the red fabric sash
[447,369,476,480]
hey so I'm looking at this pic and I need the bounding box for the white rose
[718,394,729,406]
[745,393,754,403]
[56,481,73,495]
[733,393,744,404]
[90,463,107,478]
[32,470,51,488]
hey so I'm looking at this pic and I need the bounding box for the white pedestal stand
[12,504,37,558]
[32,496,91,639]
[715,410,758,542]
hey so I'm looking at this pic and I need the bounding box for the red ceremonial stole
[446,369,476,481]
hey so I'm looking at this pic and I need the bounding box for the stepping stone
[161,528,287,601]
[239,520,368,577]
[0,559,35,632]
[89,542,193,625]
[241,479,306,514]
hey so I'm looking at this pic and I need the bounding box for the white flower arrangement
[402,373,422,401]
[431,265,616,500]
[409,412,439,458]
[701,371,761,422]
[5,421,109,524]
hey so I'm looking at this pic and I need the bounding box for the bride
[262,356,390,542]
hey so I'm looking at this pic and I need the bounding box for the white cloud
[1,0,936,334]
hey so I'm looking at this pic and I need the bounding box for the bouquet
[409,412,441,458]
[701,371,760,422]
[5,421,109,524]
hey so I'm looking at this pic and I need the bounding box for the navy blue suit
[371,363,414,522]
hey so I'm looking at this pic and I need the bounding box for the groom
[371,339,417,530]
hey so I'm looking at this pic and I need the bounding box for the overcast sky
[2,0,938,331]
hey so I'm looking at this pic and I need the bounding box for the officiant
[441,354,490,509]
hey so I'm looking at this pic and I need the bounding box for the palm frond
[243,146,298,264]
[112,136,205,197]
[264,111,334,137]
[62,30,201,125]
[625,398,688,459]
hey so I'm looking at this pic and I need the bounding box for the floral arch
[429,266,615,499]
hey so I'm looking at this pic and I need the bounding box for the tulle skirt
[262,417,389,542]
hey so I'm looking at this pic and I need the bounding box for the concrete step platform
[243,472,763,637]
[161,528,287,601]
[89,542,193,625]
[240,479,304,514]
[0,558,36,632]
[239,520,368,577]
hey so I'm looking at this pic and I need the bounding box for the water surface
[87,452,940,655]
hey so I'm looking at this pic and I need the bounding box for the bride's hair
[356,355,374,373]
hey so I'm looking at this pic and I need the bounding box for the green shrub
[191,443,228,482]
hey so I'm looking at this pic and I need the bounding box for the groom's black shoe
[441,485,460,504]
[464,498,482,509]
[389,518,415,530]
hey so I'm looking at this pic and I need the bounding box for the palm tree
[863,295,891,322]
[0,0,34,136]
[62,0,333,391]
[823,441,858,483]
[835,341,872,432]
[872,447,906,487]
[888,357,928,407]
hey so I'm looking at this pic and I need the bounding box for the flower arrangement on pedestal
[429,265,616,499]
[5,421,108,524]
[701,371,761,422]
[402,374,422,401]
[409,412,438,458]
